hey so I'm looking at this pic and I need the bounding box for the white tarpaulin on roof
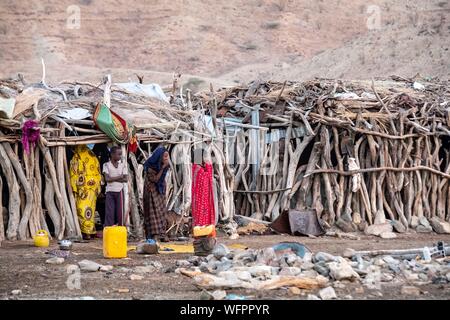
[0,97,16,119]
[57,108,91,120]
[115,83,169,103]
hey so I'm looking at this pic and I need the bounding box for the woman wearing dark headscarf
[143,146,170,241]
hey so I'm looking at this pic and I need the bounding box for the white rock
[213,244,230,259]
[301,261,315,270]
[365,223,392,236]
[314,252,337,263]
[235,271,252,282]
[315,275,330,285]
[303,252,313,263]
[416,225,433,233]
[410,216,419,228]
[286,254,298,266]
[256,247,277,265]
[307,294,321,300]
[134,266,156,274]
[301,270,319,278]
[446,273,450,282]
[430,217,450,234]
[374,258,386,266]
[328,260,360,281]
[380,231,397,239]
[129,274,144,281]
[343,248,356,258]
[381,273,394,282]
[383,256,399,265]
[79,296,95,300]
[374,211,386,224]
[403,270,419,281]
[392,220,407,233]
[176,260,191,267]
[46,257,65,264]
[100,265,113,272]
[279,267,301,276]
[419,216,431,228]
[401,286,421,296]
[211,290,227,300]
[78,260,103,272]
[362,266,382,290]
[11,290,22,295]
[146,261,163,270]
[247,265,273,277]
[217,271,240,282]
[319,286,337,300]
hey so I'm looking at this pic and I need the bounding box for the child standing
[102,146,128,226]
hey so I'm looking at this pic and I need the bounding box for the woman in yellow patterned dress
[70,145,102,240]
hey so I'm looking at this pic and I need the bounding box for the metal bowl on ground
[59,240,73,250]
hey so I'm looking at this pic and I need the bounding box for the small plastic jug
[34,230,49,247]
[103,226,127,258]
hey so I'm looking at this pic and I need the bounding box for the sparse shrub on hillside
[262,21,280,29]
[199,25,212,32]
[188,56,200,62]
[239,42,258,51]
[79,0,93,5]
[183,77,205,93]
[273,0,289,12]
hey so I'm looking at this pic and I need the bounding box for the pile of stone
[177,243,450,299]
[362,216,450,239]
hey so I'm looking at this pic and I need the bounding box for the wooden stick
[0,143,21,240]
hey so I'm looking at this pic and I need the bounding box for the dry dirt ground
[1,233,449,300]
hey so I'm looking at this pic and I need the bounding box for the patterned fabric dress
[143,168,168,238]
[192,163,215,226]
[70,145,101,235]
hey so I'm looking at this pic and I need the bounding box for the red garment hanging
[192,163,215,227]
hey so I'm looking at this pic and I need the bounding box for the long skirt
[143,171,167,239]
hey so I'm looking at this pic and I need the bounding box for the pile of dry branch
[194,77,450,232]
[1,73,449,242]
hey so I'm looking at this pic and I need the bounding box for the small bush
[239,42,258,51]
[262,21,280,29]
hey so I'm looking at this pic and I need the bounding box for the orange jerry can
[103,226,127,258]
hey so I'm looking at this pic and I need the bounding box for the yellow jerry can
[193,225,216,238]
[34,229,50,247]
[103,226,127,258]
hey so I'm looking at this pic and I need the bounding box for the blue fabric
[143,146,169,194]
[272,242,310,258]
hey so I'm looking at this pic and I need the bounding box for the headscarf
[143,146,169,194]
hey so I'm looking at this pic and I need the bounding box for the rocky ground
[0,233,449,300]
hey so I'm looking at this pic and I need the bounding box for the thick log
[0,143,21,240]
[43,172,61,238]
[0,176,4,244]
[39,138,65,239]
[1,143,33,240]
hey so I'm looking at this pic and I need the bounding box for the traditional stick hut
[0,73,449,243]
[194,77,450,234]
